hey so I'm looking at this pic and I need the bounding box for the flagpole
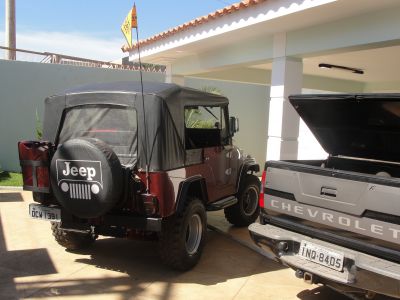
[133,7,150,194]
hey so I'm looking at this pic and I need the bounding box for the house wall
[186,77,269,171]
[0,59,164,172]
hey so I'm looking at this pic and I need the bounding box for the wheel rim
[242,186,258,216]
[185,214,203,255]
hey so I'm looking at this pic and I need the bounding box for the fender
[236,158,260,192]
[176,175,208,213]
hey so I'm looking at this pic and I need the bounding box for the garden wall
[0,59,164,171]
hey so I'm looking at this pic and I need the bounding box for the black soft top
[47,81,228,110]
[43,81,229,171]
[63,81,173,94]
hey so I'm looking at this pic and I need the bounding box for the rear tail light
[18,141,53,193]
[140,193,159,215]
[259,170,266,208]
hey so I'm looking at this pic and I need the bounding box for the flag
[131,4,138,28]
[121,8,133,48]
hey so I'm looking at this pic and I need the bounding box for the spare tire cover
[50,138,123,218]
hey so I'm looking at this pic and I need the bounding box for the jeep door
[184,105,235,201]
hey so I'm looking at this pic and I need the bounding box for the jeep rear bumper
[29,204,162,232]
[61,214,162,234]
[249,223,400,298]
[102,214,162,232]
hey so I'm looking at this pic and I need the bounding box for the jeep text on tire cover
[56,160,103,199]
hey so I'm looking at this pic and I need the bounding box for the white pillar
[266,33,303,161]
[5,0,16,60]
[165,64,185,86]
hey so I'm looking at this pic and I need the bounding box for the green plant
[201,86,223,96]
[36,108,43,140]
[185,109,215,129]
[185,86,224,129]
[0,172,22,186]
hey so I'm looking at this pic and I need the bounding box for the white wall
[296,89,339,160]
[0,60,164,172]
[186,77,269,171]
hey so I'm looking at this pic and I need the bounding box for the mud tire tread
[159,198,206,271]
[224,174,260,227]
[51,222,97,250]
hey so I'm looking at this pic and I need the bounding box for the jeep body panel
[142,144,244,218]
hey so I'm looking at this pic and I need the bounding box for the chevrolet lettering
[268,198,400,243]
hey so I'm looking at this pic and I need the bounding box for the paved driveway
[1,190,350,300]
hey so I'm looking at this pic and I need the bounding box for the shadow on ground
[0,214,57,300]
[298,286,395,300]
[298,286,346,300]
[0,192,23,202]
[15,231,284,299]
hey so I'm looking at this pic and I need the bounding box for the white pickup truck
[249,94,400,299]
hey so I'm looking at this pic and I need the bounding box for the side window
[184,106,228,149]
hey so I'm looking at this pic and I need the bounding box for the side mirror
[229,116,239,136]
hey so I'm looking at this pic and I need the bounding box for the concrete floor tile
[193,234,266,278]
[133,273,249,300]
[21,273,148,300]
[233,268,313,300]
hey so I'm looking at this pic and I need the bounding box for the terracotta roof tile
[122,0,267,52]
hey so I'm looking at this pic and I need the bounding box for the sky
[0,0,236,61]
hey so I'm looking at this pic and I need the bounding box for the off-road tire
[224,174,260,227]
[159,198,207,271]
[51,222,97,250]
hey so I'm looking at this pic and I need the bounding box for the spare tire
[50,138,123,218]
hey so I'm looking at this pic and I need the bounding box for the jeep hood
[289,93,400,162]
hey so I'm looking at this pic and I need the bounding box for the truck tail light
[18,141,53,193]
[259,170,266,208]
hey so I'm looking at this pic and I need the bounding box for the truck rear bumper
[249,223,400,298]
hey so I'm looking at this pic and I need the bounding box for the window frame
[183,104,230,149]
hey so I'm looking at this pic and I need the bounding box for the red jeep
[18,82,260,270]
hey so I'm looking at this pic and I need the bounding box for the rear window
[58,105,137,166]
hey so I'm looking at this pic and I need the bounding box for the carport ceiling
[250,45,400,83]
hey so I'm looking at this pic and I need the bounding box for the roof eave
[121,0,268,53]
